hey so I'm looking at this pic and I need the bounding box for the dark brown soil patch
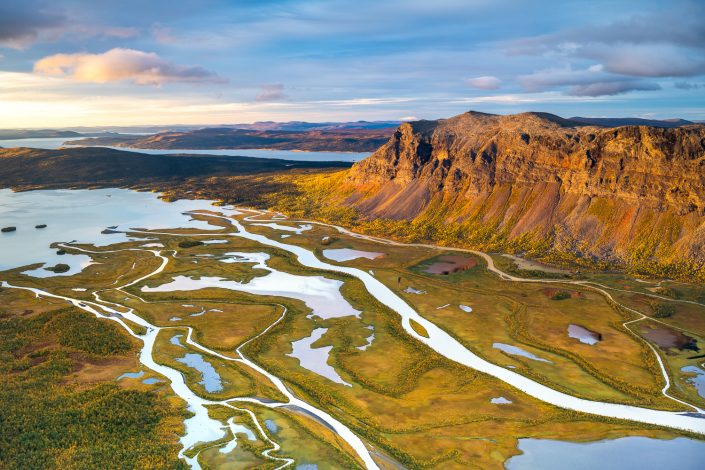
[423,255,478,275]
[640,325,699,352]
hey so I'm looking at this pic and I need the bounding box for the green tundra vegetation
[0,295,185,470]
[1,207,703,469]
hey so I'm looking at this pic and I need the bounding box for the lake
[0,188,226,275]
[0,136,369,162]
[506,437,705,470]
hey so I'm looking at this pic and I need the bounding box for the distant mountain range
[0,129,84,140]
[66,127,397,152]
[2,116,699,138]
[0,120,401,136]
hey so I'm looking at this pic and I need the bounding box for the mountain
[66,127,396,152]
[344,111,705,278]
[569,117,694,128]
[0,129,83,140]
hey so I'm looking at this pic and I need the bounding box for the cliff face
[345,111,705,272]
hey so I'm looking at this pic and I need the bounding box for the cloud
[569,81,661,97]
[255,84,288,102]
[34,48,226,85]
[580,44,705,78]
[509,7,705,55]
[313,97,416,106]
[152,23,177,44]
[0,1,65,48]
[519,66,660,96]
[674,81,701,90]
[508,5,705,80]
[519,67,607,92]
[466,76,501,90]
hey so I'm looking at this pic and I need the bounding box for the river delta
[2,188,705,469]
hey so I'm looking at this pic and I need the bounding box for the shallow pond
[404,286,425,295]
[265,419,279,434]
[287,328,351,387]
[681,366,705,398]
[357,325,375,351]
[117,371,144,380]
[322,248,384,262]
[640,325,699,352]
[502,254,569,274]
[219,419,257,454]
[568,324,602,345]
[142,252,360,320]
[176,353,224,393]
[506,437,705,470]
[490,396,512,404]
[250,222,312,234]
[493,343,552,363]
[171,334,185,348]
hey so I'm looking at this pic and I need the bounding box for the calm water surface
[0,136,368,162]
[506,437,705,470]
[0,188,225,275]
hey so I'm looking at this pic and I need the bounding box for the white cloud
[453,92,616,104]
[34,48,226,85]
[313,97,416,106]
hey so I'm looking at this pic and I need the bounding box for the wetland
[2,188,705,469]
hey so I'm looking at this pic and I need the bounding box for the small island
[35,224,47,229]
[2,226,17,233]
[44,263,71,273]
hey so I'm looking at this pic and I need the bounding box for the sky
[0,0,704,127]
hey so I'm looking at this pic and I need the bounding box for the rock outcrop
[345,111,705,274]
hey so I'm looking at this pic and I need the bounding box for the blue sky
[1,0,704,127]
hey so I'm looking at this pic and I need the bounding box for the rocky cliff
[345,111,705,275]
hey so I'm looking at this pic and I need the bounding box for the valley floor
[2,190,705,469]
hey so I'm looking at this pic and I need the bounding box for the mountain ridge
[342,111,705,277]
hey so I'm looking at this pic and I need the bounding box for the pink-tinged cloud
[33,48,226,85]
[255,83,288,102]
[466,76,501,90]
